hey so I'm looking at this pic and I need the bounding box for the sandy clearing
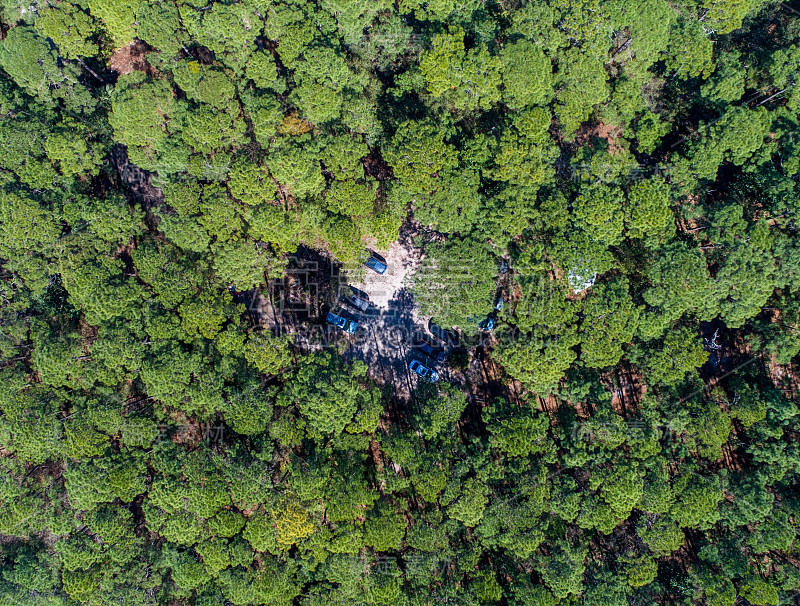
[350,238,422,312]
[108,40,156,76]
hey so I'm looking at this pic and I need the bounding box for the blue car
[326,311,358,334]
[409,359,439,383]
[479,316,496,331]
[364,254,387,274]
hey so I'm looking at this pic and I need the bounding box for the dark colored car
[409,359,439,383]
[344,293,369,312]
[326,311,358,334]
[415,341,446,363]
[428,319,458,346]
[364,253,387,274]
[228,284,248,304]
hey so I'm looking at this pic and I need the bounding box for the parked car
[479,316,496,331]
[228,284,247,304]
[472,302,502,331]
[415,341,446,363]
[428,319,458,346]
[342,286,369,311]
[363,252,387,274]
[409,359,439,383]
[326,310,358,334]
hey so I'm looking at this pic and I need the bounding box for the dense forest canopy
[0,0,800,604]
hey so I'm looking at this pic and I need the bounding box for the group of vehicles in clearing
[408,299,504,383]
[407,325,451,383]
[325,287,370,334]
[325,251,504,385]
[324,252,384,334]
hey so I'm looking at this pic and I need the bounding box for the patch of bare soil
[340,287,419,403]
[363,148,394,181]
[573,121,626,154]
[769,360,800,400]
[79,318,99,354]
[604,363,648,416]
[171,413,203,448]
[109,40,158,77]
[465,345,527,410]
